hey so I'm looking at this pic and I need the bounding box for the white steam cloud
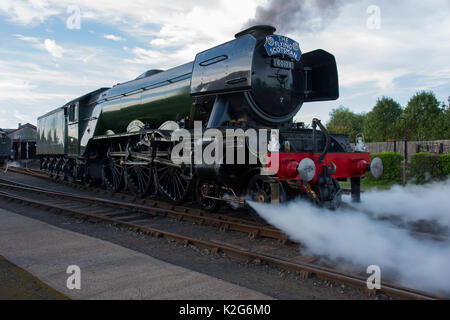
[345,179,450,231]
[249,181,450,296]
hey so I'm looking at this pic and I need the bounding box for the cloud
[44,39,64,58]
[0,77,66,103]
[14,34,41,44]
[15,34,66,59]
[119,1,265,69]
[0,0,60,25]
[0,42,147,128]
[103,34,124,41]
[1,0,450,128]
[125,47,170,66]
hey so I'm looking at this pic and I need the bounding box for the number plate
[272,58,294,70]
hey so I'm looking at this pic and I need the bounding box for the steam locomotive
[0,129,13,167]
[37,25,382,212]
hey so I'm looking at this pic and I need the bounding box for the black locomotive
[0,129,13,167]
[37,26,381,212]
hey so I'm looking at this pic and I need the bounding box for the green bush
[410,152,449,184]
[366,152,404,183]
[441,154,450,176]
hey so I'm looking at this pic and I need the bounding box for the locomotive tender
[37,25,381,211]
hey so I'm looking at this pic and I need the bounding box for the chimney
[18,123,22,128]
[235,25,276,40]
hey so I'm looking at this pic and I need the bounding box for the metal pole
[399,117,407,185]
[393,120,397,153]
[18,136,21,161]
[312,120,317,154]
[404,124,408,162]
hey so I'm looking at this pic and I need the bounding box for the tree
[363,97,403,142]
[433,98,450,140]
[326,106,365,143]
[404,91,445,141]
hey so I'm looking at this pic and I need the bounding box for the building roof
[6,123,37,141]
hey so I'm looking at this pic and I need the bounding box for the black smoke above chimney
[244,0,348,34]
[235,25,276,40]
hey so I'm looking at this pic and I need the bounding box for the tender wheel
[40,158,47,171]
[58,160,69,181]
[47,158,53,177]
[83,165,93,187]
[66,162,77,183]
[53,158,63,179]
[155,162,190,204]
[46,158,55,176]
[195,178,222,212]
[246,175,286,223]
[102,143,125,192]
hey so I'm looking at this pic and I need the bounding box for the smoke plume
[245,0,348,34]
[249,180,450,296]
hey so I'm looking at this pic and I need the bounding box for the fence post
[393,120,397,153]
[398,117,408,185]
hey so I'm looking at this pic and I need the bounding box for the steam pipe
[312,121,317,153]
[312,118,330,163]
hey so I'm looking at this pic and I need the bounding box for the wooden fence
[360,140,450,161]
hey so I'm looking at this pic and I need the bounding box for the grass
[339,177,399,191]
[0,255,70,300]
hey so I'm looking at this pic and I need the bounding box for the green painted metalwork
[36,108,66,155]
[97,62,195,134]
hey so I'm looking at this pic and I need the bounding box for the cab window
[68,103,78,122]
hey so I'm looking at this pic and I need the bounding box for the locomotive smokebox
[191,25,339,125]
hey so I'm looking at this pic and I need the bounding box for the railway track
[0,177,285,242]
[0,167,444,300]
[6,166,447,242]
[3,166,276,230]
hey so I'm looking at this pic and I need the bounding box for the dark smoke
[245,0,347,33]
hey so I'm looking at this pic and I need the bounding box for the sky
[0,0,449,129]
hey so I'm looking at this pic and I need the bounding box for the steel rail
[4,167,448,243]
[0,179,285,242]
[3,166,276,230]
[0,167,449,244]
[0,188,442,300]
